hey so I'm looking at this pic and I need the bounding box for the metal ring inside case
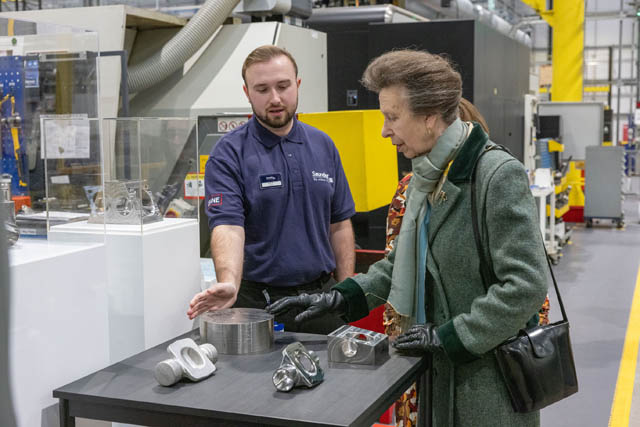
[272,342,324,392]
[327,325,389,365]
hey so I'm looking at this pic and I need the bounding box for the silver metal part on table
[272,342,324,392]
[327,325,389,365]
[154,338,218,387]
[200,308,274,355]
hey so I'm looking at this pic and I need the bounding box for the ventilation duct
[404,0,532,46]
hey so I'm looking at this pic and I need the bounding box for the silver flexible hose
[128,0,240,94]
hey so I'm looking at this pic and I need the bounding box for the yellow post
[522,0,584,101]
[552,0,584,101]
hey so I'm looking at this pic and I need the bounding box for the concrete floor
[541,195,640,426]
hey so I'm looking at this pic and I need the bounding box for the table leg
[417,354,432,427]
[58,399,75,427]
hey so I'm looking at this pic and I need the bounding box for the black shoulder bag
[471,145,578,413]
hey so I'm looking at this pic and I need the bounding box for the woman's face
[379,85,437,159]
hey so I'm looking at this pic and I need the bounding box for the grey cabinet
[585,146,624,227]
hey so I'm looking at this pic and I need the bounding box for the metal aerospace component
[327,325,389,365]
[200,308,273,355]
[88,180,162,225]
[154,338,218,387]
[272,342,324,392]
[0,174,18,247]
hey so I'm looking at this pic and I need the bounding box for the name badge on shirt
[260,173,283,189]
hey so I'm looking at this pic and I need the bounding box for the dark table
[53,330,428,427]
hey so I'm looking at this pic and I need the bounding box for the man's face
[243,55,300,131]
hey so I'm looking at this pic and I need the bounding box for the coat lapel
[428,179,461,245]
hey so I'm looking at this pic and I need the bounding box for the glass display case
[100,117,200,230]
[0,18,101,243]
[41,117,200,238]
[44,117,202,364]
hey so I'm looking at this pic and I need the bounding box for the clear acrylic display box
[45,117,202,364]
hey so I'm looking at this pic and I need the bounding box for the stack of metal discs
[200,308,274,354]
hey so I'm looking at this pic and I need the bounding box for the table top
[54,330,426,427]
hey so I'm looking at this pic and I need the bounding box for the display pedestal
[50,218,201,363]
[9,239,110,427]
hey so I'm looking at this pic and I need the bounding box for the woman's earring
[426,127,433,138]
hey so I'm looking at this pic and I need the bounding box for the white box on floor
[8,239,110,427]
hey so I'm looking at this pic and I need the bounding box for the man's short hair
[242,45,298,83]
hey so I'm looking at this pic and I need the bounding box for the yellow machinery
[298,110,398,212]
[566,161,585,208]
[522,0,584,102]
[545,139,570,218]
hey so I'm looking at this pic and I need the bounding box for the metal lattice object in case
[88,180,162,225]
[327,325,389,365]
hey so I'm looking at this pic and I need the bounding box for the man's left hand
[393,323,443,353]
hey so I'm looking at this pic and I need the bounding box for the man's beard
[252,100,298,129]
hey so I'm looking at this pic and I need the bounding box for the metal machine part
[327,325,389,365]
[83,185,102,216]
[272,342,324,392]
[0,174,11,202]
[88,180,163,225]
[154,338,218,387]
[200,308,273,355]
[0,175,18,247]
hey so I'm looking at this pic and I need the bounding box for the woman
[267,49,548,426]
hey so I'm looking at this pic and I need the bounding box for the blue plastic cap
[273,321,284,332]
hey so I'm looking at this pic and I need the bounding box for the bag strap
[470,144,569,323]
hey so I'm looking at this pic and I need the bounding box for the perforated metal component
[272,342,324,392]
[88,180,162,225]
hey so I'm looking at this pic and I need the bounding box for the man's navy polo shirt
[205,116,355,286]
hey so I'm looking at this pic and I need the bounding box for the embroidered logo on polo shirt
[207,193,222,207]
[260,173,283,189]
[312,170,333,184]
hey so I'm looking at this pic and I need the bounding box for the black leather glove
[393,323,443,353]
[265,290,346,324]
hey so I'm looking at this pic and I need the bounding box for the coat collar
[447,122,490,184]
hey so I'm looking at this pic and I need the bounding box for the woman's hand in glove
[393,323,443,353]
[265,290,346,324]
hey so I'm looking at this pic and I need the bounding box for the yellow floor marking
[609,264,640,427]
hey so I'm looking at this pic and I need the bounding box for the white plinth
[49,218,201,363]
[9,239,110,427]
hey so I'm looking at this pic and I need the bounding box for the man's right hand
[187,282,237,320]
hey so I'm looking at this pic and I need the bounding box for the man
[187,45,356,334]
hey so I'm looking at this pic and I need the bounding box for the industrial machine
[585,146,625,228]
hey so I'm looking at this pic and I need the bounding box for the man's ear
[296,78,301,89]
[242,84,249,100]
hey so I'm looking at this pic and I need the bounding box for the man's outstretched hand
[187,282,237,319]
